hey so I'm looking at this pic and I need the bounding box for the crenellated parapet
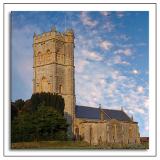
[33,27,74,44]
[64,29,74,43]
[32,26,75,68]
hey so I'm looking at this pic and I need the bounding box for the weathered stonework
[33,27,75,137]
[74,117,140,145]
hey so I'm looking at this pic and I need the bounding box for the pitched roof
[75,105,132,122]
[103,108,132,121]
[75,105,100,120]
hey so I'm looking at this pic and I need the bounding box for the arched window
[75,127,79,135]
[75,126,79,140]
[47,49,50,54]
[36,84,40,92]
[38,51,41,56]
[89,125,93,145]
[59,85,62,94]
[129,128,132,138]
[41,76,49,92]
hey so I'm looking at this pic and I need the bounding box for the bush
[11,106,68,143]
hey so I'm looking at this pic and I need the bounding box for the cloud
[134,108,145,114]
[123,48,132,56]
[80,12,98,27]
[107,82,117,97]
[98,78,106,87]
[100,11,110,16]
[116,11,125,18]
[144,98,149,109]
[103,21,115,32]
[114,34,130,41]
[137,86,144,94]
[145,126,149,131]
[114,48,132,56]
[76,73,105,107]
[75,59,89,73]
[100,40,113,50]
[112,55,130,65]
[131,69,140,75]
[82,50,103,61]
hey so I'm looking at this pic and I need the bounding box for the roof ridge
[103,108,122,112]
[76,105,98,109]
[77,105,126,112]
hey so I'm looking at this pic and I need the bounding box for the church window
[106,125,109,132]
[122,125,124,131]
[89,126,92,145]
[38,51,41,56]
[75,127,79,136]
[129,128,132,138]
[61,54,64,63]
[98,136,102,145]
[59,85,62,94]
[113,136,115,142]
[58,54,60,60]
[41,76,49,92]
[47,49,50,54]
[75,127,80,140]
[36,84,40,92]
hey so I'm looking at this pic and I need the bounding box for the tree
[11,106,68,142]
[21,99,33,113]
[11,112,35,142]
[14,99,25,111]
[11,103,18,121]
[11,93,67,142]
[35,105,68,141]
[30,92,65,115]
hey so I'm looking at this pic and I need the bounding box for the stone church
[32,27,140,145]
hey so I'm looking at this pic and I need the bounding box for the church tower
[32,27,75,137]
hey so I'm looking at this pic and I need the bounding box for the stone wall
[74,118,140,145]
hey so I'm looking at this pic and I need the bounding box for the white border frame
[4,3,156,157]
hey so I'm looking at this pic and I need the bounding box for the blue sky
[11,11,149,136]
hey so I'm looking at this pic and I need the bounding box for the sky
[11,11,149,136]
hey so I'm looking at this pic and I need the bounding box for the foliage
[11,93,67,143]
[13,99,25,111]
[11,103,18,121]
[21,99,33,113]
[11,106,68,143]
[30,92,65,115]
[11,92,65,118]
